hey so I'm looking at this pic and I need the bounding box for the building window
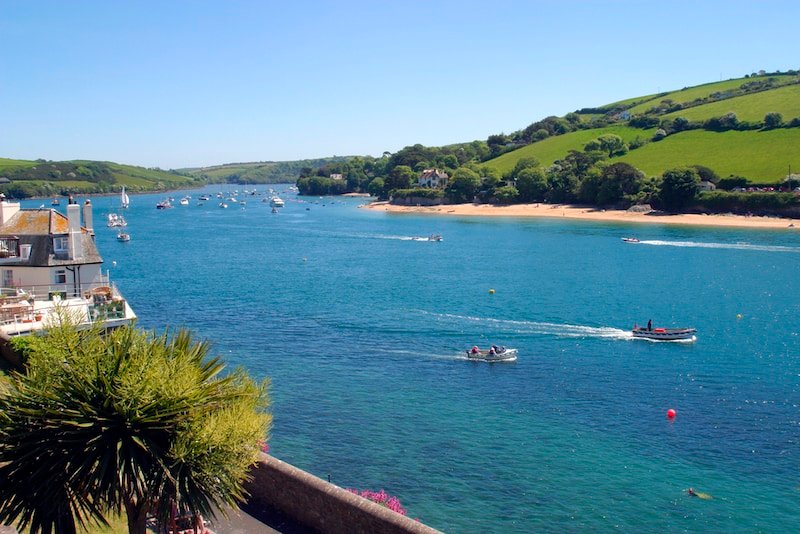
[53,236,69,254]
[55,270,66,284]
[0,237,19,258]
[2,270,12,288]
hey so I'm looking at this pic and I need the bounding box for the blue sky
[2,1,798,169]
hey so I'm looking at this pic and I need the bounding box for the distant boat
[198,195,210,201]
[116,231,131,242]
[156,200,172,209]
[270,197,285,207]
[622,237,640,243]
[51,198,60,206]
[465,346,517,362]
[121,186,130,209]
[219,202,228,209]
[632,325,696,341]
[179,197,189,206]
[271,207,278,213]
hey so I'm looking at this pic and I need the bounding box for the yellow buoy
[489,289,495,294]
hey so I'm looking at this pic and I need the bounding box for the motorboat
[156,200,172,209]
[107,213,127,227]
[622,237,640,243]
[632,325,696,341]
[270,197,285,208]
[51,198,60,206]
[179,197,189,206]
[116,231,131,242]
[219,202,228,209]
[465,346,518,362]
[411,234,443,242]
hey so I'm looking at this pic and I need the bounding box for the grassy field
[0,158,36,169]
[626,78,750,114]
[662,83,800,123]
[616,129,800,182]
[485,126,655,175]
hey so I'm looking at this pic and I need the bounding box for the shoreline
[361,201,800,230]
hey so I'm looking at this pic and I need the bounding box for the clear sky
[2,1,798,169]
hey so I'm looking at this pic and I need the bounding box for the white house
[0,195,136,336]
[330,173,344,181]
[699,180,717,191]
[418,169,450,189]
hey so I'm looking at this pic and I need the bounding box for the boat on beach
[632,325,696,341]
[465,346,518,362]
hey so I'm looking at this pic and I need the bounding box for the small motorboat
[219,202,228,209]
[622,237,640,243]
[116,231,131,242]
[428,234,443,242]
[51,198,60,206]
[156,200,172,209]
[632,325,696,341]
[465,346,518,362]
[270,197,285,208]
[179,197,189,206]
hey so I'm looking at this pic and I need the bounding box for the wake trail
[420,311,633,340]
[636,240,800,253]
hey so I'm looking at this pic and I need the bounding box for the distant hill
[181,157,350,184]
[0,158,199,198]
[484,72,800,183]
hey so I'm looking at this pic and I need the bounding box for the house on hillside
[699,180,717,191]
[0,195,136,336]
[418,168,450,189]
[330,173,344,181]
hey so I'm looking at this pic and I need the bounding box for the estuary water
[28,187,800,532]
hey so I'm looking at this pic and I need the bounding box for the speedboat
[156,200,172,209]
[428,234,443,242]
[622,237,640,243]
[219,202,228,209]
[179,197,189,206]
[270,197,285,208]
[632,326,696,341]
[465,346,518,362]
[116,231,131,242]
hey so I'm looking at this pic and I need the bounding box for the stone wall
[244,454,441,534]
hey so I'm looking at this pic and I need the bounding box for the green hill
[616,129,800,182]
[661,84,800,123]
[182,157,349,184]
[0,157,199,198]
[488,126,654,176]
[483,72,800,184]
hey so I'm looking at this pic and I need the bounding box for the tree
[764,112,783,129]
[596,162,644,205]
[0,324,270,534]
[367,177,384,198]
[384,165,415,193]
[493,185,519,204]
[445,167,480,203]
[595,134,628,158]
[515,167,548,202]
[659,167,700,211]
[509,157,540,180]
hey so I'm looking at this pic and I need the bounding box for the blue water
[26,188,800,532]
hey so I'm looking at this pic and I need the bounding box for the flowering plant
[346,488,407,516]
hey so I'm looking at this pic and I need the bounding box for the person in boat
[687,488,697,497]
[647,319,652,331]
[488,346,496,355]
[470,346,480,354]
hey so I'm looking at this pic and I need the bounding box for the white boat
[179,197,189,206]
[199,195,210,201]
[121,186,130,209]
[270,197,285,207]
[219,202,228,209]
[116,231,131,242]
[107,213,126,227]
[156,200,172,209]
[465,346,518,362]
[51,198,60,206]
[622,237,640,243]
[411,234,443,242]
[632,325,696,341]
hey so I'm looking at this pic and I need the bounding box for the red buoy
[667,408,677,419]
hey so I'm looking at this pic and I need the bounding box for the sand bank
[361,201,800,229]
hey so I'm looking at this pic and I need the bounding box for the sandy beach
[361,201,800,230]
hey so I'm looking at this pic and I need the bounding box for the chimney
[67,204,83,260]
[0,194,20,226]
[82,199,94,235]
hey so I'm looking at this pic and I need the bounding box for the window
[55,270,66,284]
[0,238,19,258]
[2,270,12,288]
[53,236,69,254]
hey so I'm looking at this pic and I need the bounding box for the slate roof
[0,208,102,267]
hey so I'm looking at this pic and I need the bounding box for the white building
[418,169,450,189]
[0,196,136,336]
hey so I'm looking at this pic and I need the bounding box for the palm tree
[0,324,270,534]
